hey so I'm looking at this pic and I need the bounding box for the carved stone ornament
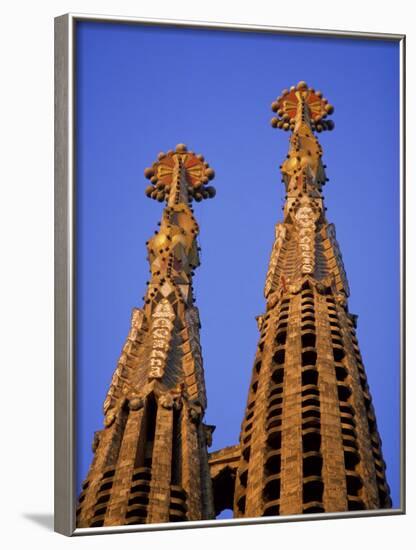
[202,423,216,447]
[159,392,174,409]
[335,292,347,307]
[128,395,144,411]
[104,412,115,428]
[189,400,203,424]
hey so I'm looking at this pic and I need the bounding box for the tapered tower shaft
[77,144,216,527]
[233,82,391,518]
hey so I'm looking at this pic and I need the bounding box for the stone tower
[231,82,392,518]
[77,144,217,527]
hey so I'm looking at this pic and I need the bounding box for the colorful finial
[270,81,335,133]
[144,144,216,202]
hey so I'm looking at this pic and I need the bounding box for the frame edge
[54,13,76,537]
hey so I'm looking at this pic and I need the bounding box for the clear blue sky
[75,21,400,508]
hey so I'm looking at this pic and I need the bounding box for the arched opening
[211,466,237,518]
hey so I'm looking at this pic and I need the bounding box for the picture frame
[54,13,405,536]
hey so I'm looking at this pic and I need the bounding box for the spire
[77,144,217,527]
[226,84,391,520]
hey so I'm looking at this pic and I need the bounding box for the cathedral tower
[77,144,216,527]
[232,82,392,517]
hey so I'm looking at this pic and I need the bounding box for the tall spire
[228,83,391,519]
[77,144,216,527]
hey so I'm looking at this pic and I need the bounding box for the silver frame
[54,13,406,537]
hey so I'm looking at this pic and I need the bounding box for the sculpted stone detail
[128,395,144,411]
[264,224,287,297]
[148,299,175,379]
[188,400,203,424]
[295,205,317,275]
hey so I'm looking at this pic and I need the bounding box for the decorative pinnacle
[270,81,335,133]
[144,143,216,203]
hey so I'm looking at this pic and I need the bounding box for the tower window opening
[246,410,254,422]
[303,432,321,453]
[302,386,320,398]
[263,477,281,502]
[251,381,258,394]
[265,451,281,475]
[267,406,282,421]
[273,349,285,365]
[302,314,315,323]
[302,419,321,430]
[276,331,287,345]
[302,397,320,408]
[303,454,323,477]
[302,332,316,348]
[93,506,107,518]
[239,469,248,488]
[337,383,352,402]
[269,396,283,408]
[269,384,284,398]
[302,369,318,386]
[128,494,149,506]
[302,350,317,365]
[272,367,284,384]
[301,323,315,332]
[333,346,345,362]
[347,497,365,511]
[341,426,356,439]
[303,479,323,503]
[302,408,321,420]
[98,481,113,492]
[346,474,363,496]
[96,494,110,505]
[255,361,262,374]
[244,422,253,433]
[344,449,360,469]
[332,335,343,347]
[242,445,251,462]
[267,429,282,450]
[335,364,348,381]
[340,404,354,416]
[340,415,355,429]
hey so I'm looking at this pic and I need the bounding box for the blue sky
[75,21,400,508]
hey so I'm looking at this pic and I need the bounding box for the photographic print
[54,15,404,535]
